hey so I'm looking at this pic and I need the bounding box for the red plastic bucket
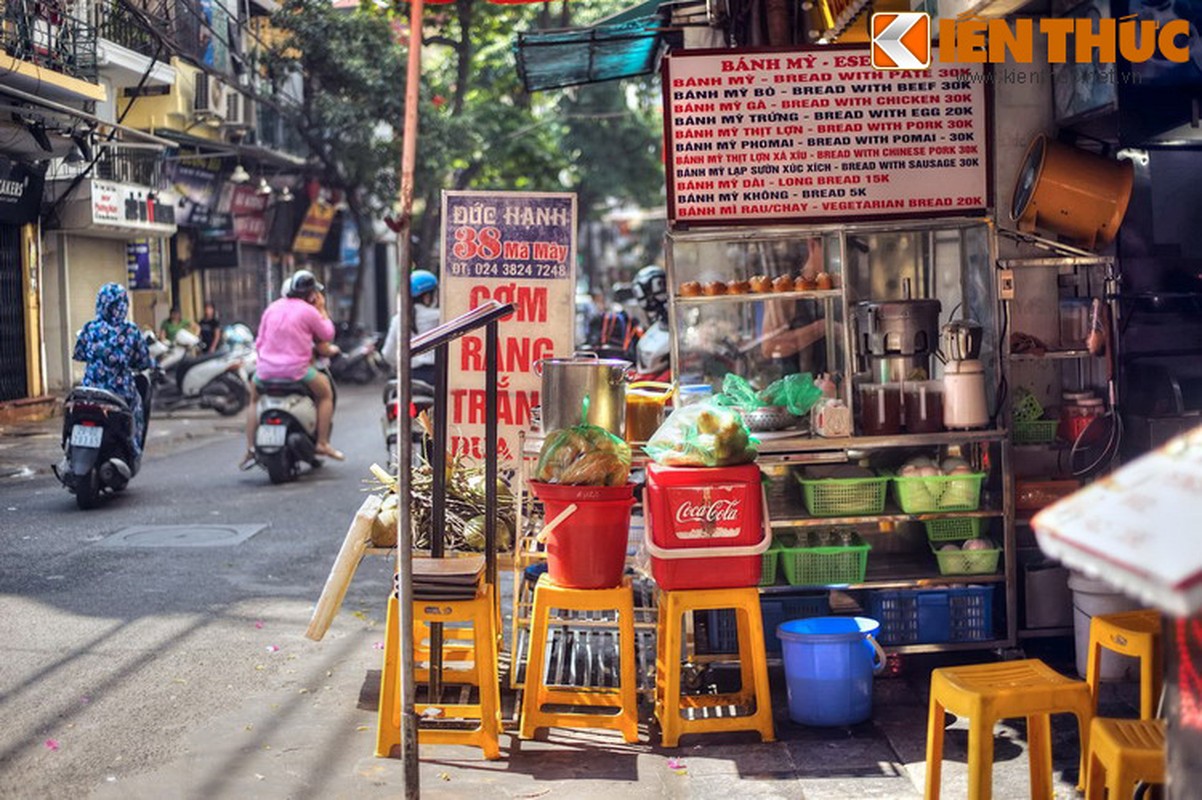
[530,481,635,589]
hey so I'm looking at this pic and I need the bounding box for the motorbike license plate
[256,425,287,448]
[70,424,103,448]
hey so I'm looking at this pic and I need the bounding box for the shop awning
[514,0,668,92]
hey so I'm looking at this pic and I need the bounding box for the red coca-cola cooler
[644,462,771,590]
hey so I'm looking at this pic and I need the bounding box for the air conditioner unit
[193,72,228,121]
[224,91,254,129]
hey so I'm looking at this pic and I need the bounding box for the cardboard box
[1024,562,1073,629]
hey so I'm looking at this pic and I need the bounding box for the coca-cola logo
[675,499,741,525]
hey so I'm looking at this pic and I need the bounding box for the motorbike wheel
[350,360,375,385]
[264,451,295,484]
[75,470,102,510]
[206,374,249,417]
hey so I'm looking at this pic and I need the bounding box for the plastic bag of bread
[645,402,758,467]
[535,423,631,486]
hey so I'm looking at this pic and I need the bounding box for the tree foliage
[267,0,664,319]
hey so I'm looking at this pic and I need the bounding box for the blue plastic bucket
[777,616,886,727]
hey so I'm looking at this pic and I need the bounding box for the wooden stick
[305,493,383,641]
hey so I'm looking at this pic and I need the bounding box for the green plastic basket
[1013,389,1044,422]
[796,474,889,517]
[892,473,985,514]
[776,530,871,586]
[760,544,780,586]
[1012,418,1058,445]
[924,517,983,541]
[931,542,1001,575]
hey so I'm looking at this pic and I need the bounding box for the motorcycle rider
[73,283,154,461]
[382,269,440,385]
[631,265,671,382]
[240,270,343,468]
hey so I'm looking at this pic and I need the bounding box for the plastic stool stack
[519,575,640,743]
[655,586,775,747]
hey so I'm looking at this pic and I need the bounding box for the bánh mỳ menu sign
[663,47,990,225]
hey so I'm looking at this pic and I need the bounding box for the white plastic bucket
[1068,572,1142,680]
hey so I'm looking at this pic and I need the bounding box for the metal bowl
[739,405,798,432]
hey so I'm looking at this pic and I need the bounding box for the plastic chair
[1085,609,1163,720]
[924,659,1092,800]
[376,585,502,760]
[1084,717,1165,800]
[655,586,775,748]
[519,575,639,743]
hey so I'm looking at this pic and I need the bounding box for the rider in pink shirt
[241,270,344,468]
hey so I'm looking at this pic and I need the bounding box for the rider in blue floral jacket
[73,283,154,455]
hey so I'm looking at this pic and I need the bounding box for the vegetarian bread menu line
[663,48,990,225]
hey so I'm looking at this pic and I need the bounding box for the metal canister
[535,356,632,436]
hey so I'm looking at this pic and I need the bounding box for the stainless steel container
[535,356,632,436]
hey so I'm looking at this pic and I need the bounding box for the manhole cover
[99,524,268,548]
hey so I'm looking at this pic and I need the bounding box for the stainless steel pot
[535,355,633,436]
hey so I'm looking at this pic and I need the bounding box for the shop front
[0,158,47,404]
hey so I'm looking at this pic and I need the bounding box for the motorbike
[330,328,386,385]
[251,369,338,484]
[383,377,435,464]
[53,372,153,509]
[146,329,250,416]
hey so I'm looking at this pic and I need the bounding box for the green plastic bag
[645,401,758,467]
[715,373,761,409]
[759,373,824,416]
[535,423,631,485]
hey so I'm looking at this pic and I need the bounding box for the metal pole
[485,321,499,588]
[395,0,424,796]
[428,343,449,699]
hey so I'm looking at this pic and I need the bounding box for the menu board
[441,190,576,465]
[663,47,990,225]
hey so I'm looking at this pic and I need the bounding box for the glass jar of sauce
[1057,391,1096,442]
[903,381,944,433]
[859,382,903,435]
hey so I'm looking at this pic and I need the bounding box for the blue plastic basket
[866,586,994,645]
[704,594,830,654]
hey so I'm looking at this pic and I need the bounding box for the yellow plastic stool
[1086,609,1164,720]
[376,586,502,760]
[414,620,479,685]
[1084,717,1165,800]
[655,586,775,748]
[519,576,639,743]
[924,659,1093,800]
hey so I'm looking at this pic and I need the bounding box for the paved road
[0,382,404,799]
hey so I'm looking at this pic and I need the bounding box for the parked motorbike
[382,377,435,464]
[53,372,153,509]
[251,371,338,484]
[146,329,250,416]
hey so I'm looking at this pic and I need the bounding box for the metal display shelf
[674,289,841,305]
[759,552,1005,591]
[754,428,1007,454]
[770,506,1004,528]
[1009,349,1096,362]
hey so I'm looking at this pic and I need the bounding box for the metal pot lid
[537,357,632,368]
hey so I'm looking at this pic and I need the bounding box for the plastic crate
[1012,418,1058,445]
[891,473,985,514]
[867,586,994,645]
[924,517,982,541]
[760,545,780,587]
[1012,389,1044,422]
[796,474,889,517]
[930,542,1001,575]
[705,593,830,654]
[776,530,871,586]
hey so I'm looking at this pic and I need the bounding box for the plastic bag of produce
[759,373,824,416]
[535,423,632,486]
[645,402,758,467]
[714,373,762,409]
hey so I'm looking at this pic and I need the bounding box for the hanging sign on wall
[663,46,990,226]
[441,190,576,465]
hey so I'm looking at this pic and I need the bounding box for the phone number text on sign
[663,47,990,225]
[446,197,573,279]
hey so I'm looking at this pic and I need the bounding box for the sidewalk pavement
[0,405,242,480]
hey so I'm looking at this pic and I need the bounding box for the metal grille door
[0,224,27,401]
